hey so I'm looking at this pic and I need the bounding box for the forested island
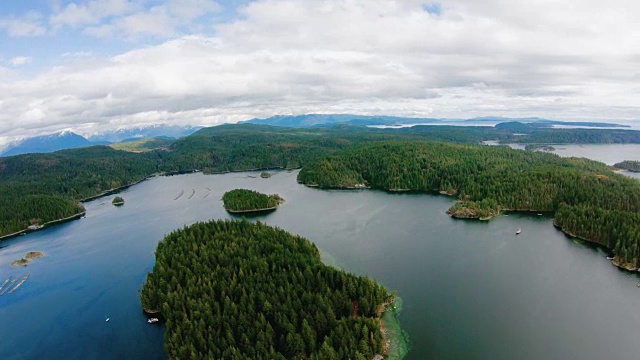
[297,141,640,270]
[446,199,501,220]
[222,189,283,213]
[140,219,393,359]
[112,196,125,206]
[613,160,640,172]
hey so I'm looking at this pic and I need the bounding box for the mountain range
[1,125,201,157]
[244,114,630,128]
[1,115,629,157]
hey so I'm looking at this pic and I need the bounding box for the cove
[1,170,640,359]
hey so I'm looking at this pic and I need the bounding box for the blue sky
[0,0,638,149]
[0,0,245,69]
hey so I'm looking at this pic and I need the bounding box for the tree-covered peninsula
[140,219,393,359]
[222,189,283,213]
[613,160,640,172]
[0,146,158,237]
[298,141,640,269]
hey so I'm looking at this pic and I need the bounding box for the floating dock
[8,273,29,294]
[0,277,11,293]
[0,278,18,296]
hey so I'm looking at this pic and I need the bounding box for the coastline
[379,296,410,360]
[0,211,86,241]
[225,206,278,214]
[552,220,636,272]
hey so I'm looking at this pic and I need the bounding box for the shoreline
[379,295,410,360]
[225,206,279,214]
[1,171,169,242]
[0,211,86,241]
[551,220,636,272]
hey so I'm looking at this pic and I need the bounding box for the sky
[0,0,639,148]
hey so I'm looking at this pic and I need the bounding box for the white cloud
[61,51,94,58]
[0,12,46,36]
[9,56,32,66]
[79,0,222,39]
[50,0,139,29]
[1,0,639,143]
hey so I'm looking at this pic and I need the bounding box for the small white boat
[516,228,522,235]
[148,318,159,324]
[105,317,110,322]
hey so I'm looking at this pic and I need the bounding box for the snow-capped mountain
[87,124,202,143]
[1,131,93,156]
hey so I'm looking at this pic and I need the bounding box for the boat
[105,317,110,322]
[607,256,615,260]
[148,318,159,324]
[516,228,522,235]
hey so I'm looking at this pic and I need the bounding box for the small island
[222,189,284,214]
[524,144,556,152]
[26,251,44,259]
[446,199,501,220]
[11,251,45,266]
[260,171,272,178]
[613,160,640,172]
[11,258,29,267]
[112,196,125,206]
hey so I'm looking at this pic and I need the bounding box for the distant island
[613,160,640,172]
[140,219,394,359]
[112,196,125,206]
[222,189,283,213]
[260,171,272,178]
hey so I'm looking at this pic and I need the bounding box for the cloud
[9,56,32,66]
[0,11,46,36]
[50,0,137,29]
[0,0,639,144]
[59,0,222,39]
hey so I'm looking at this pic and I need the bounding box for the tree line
[297,141,640,268]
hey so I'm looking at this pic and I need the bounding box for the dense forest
[140,219,392,359]
[614,160,640,172]
[222,189,283,212]
[0,146,159,236]
[2,123,640,238]
[297,141,640,269]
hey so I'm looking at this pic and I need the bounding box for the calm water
[1,159,640,359]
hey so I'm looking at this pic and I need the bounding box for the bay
[1,162,640,359]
